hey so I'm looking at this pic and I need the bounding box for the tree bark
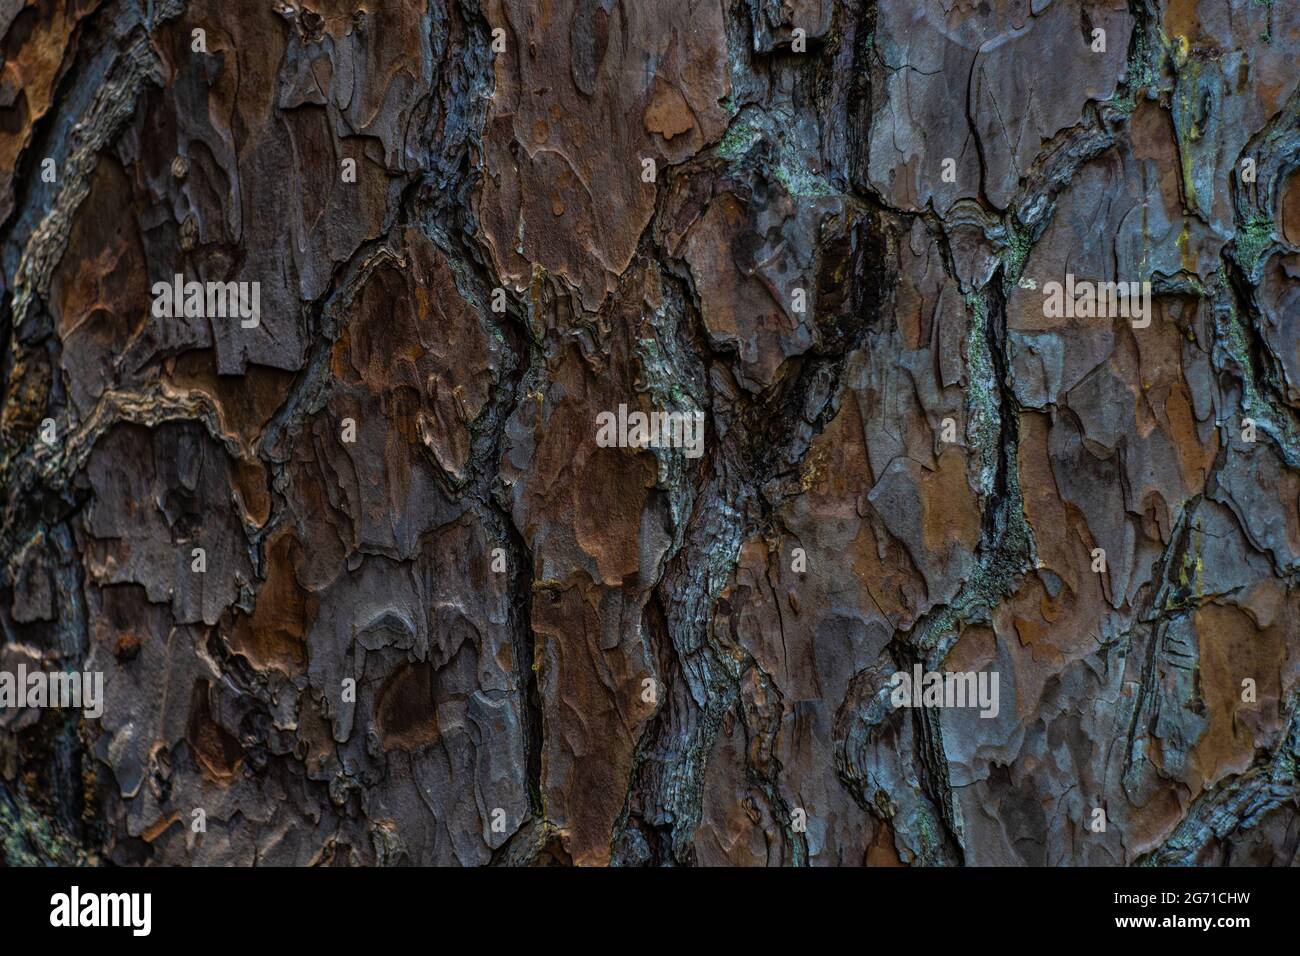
[2,0,1299,867]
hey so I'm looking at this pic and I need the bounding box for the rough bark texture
[1,0,1299,867]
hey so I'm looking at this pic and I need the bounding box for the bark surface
[1,0,1299,866]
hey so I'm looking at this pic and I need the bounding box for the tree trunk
[2,0,1298,867]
